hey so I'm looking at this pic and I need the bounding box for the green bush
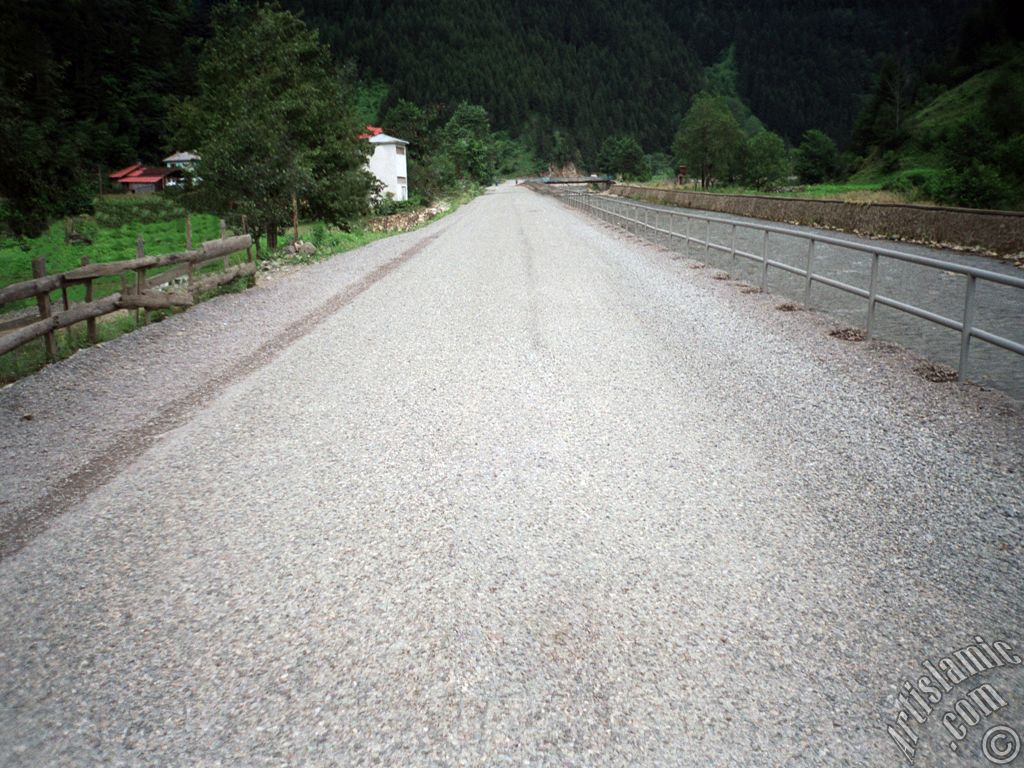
[927,162,1014,209]
[882,168,942,201]
[371,196,423,216]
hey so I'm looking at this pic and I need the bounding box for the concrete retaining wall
[611,185,1024,256]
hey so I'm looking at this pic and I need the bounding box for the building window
[396,146,406,155]
[397,176,407,184]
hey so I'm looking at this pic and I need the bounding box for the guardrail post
[705,219,710,260]
[804,240,815,307]
[730,223,737,266]
[31,257,57,361]
[685,215,691,258]
[866,252,880,339]
[959,275,977,383]
[760,230,769,291]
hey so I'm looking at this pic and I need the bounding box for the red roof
[109,162,143,180]
[123,175,168,183]
[358,124,384,139]
[115,166,176,185]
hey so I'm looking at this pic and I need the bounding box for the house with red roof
[108,163,182,194]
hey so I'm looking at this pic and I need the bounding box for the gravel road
[1,183,1022,766]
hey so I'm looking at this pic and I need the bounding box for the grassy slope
[851,50,1024,193]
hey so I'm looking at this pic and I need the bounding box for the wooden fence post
[185,212,192,251]
[242,215,255,287]
[135,236,147,325]
[81,255,97,343]
[31,258,58,360]
[220,218,229,271]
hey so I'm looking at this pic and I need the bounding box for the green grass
[719,181,887,199]
[643,179,893,202]
[0,206,222,310]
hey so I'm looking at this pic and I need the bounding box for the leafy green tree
[672,93,744,189]
[597,135,649,181]
[442,102,496,185]
[929,121,1017,209]
[794,129,839,184]
[171,3,372,248]
[550,130,581,170]
[382,99,434,158]
[741,131,790,190]
[493,132,538,178]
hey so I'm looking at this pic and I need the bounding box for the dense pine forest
[1,0,1021,236]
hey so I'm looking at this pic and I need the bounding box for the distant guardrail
[611,184,1024,256]
[562,191,1024,384]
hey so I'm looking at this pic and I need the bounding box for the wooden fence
[0,222,255,358]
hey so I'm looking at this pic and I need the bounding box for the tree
[672,93,744,189]
[442,102,496,185]
[742,131,790,190]
[597,135,649,181]
[852,55,914,152]
[0,3,93,236]
[382,99,435,159]
[794,129,839,184]
[171,3,373,249]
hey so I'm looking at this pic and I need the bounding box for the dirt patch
[776,302,800,312]
[740,286,762,295]
[712,272,730,280]
[829,327,866,341]
[913,361,958,383]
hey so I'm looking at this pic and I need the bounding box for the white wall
[368,142,409,201]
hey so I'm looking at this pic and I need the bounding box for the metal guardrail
[563,191,1024,383]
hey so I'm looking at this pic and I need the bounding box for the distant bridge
[522,175,615,189]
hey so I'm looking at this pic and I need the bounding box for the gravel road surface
[1,183,1022,766]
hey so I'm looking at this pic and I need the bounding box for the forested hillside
[0,0,1010,235]
[293,0,975,156]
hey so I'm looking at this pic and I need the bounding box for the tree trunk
[267,222,278,251]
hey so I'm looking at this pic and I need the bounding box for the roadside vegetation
[0,185,477,385]
[618,3,1024,212]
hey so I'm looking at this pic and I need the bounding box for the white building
[367,132,409,201]
[162,151,200,187]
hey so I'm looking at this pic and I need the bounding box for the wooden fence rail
[0,227,254,359]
